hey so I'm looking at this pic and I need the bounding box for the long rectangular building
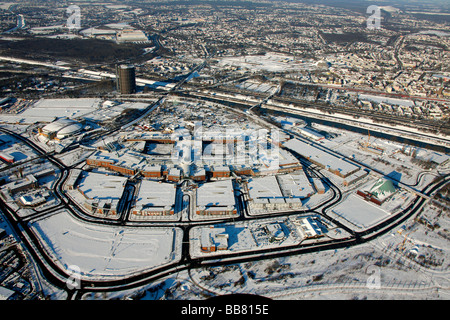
[283,138,360,178]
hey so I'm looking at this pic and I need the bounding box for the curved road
[0,117,448,299]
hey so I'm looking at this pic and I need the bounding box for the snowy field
[30,211,182,280]
[84,101,150,123]
[22,98,101,121]
[235,80,277,94]
[132,236,448,300]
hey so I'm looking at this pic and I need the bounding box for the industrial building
[343,169,370,187]
[116,64,136,94]
[86,152,184,182]
[133,180,176,216]
[191,167,207,181]
[312,178,325,194]
[292,216,328,239]
[231,165,255,176]
[0,151,14,164]
[200,227,229,252]
[276,171,316,199]
[245,172,316,212]
[246,176,295,211]
[141,164,163,179]
[196,179,237,215]
[116,29,149,42]
[19,192,47,207]
[295,127,325,141]
[357,178,397,206]
[86,153,141,177]
[0,286,15,300]
[75,172,127,216]
[283,138,360,178]
[1,175,37,195]
[277,149,303,173]
[167,167,181,182]
[65,169,82,190]
[210,165,231,178]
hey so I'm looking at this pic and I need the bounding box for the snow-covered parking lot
[30,210,182,280]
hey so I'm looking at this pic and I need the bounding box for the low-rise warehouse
[1,175,37,194]
[76,172,127,216]
[200,227,229,252]
[246,172,317,212]
[196,179,237,215]
[292,216,328,239]
[283,138,360,178]
[277,171,315,199]
[0,151,14,163]
[133,180,177,216]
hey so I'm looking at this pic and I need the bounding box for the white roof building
[196,179,237,215]
[247,174,306,211]
[0,286,14,300]
[295,127,325,141]
[134,180,176,215]
[42,118,83,139]
[284,138,360,178]
[76,172,127,215]
[200,227,229,252]
[293,216,327,239]
[2,174,37,194]
[19,193,46,206]
[116,29,149,42]
[277,171,315,199]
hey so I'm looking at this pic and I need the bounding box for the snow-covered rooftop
[77,172,127,201]
[135,180,176,209]
[196,179,235,208]
[277,172,315,199]
[248,175,283,203]
[284,138,360,177]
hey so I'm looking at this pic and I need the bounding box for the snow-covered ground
[2,93,449,300]
[29,210,183,280]
[115,119,449,301]
[120,234,448,300]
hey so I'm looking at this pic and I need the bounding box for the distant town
[0,0,448,301]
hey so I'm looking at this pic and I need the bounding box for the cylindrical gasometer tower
[116,64,136,94]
